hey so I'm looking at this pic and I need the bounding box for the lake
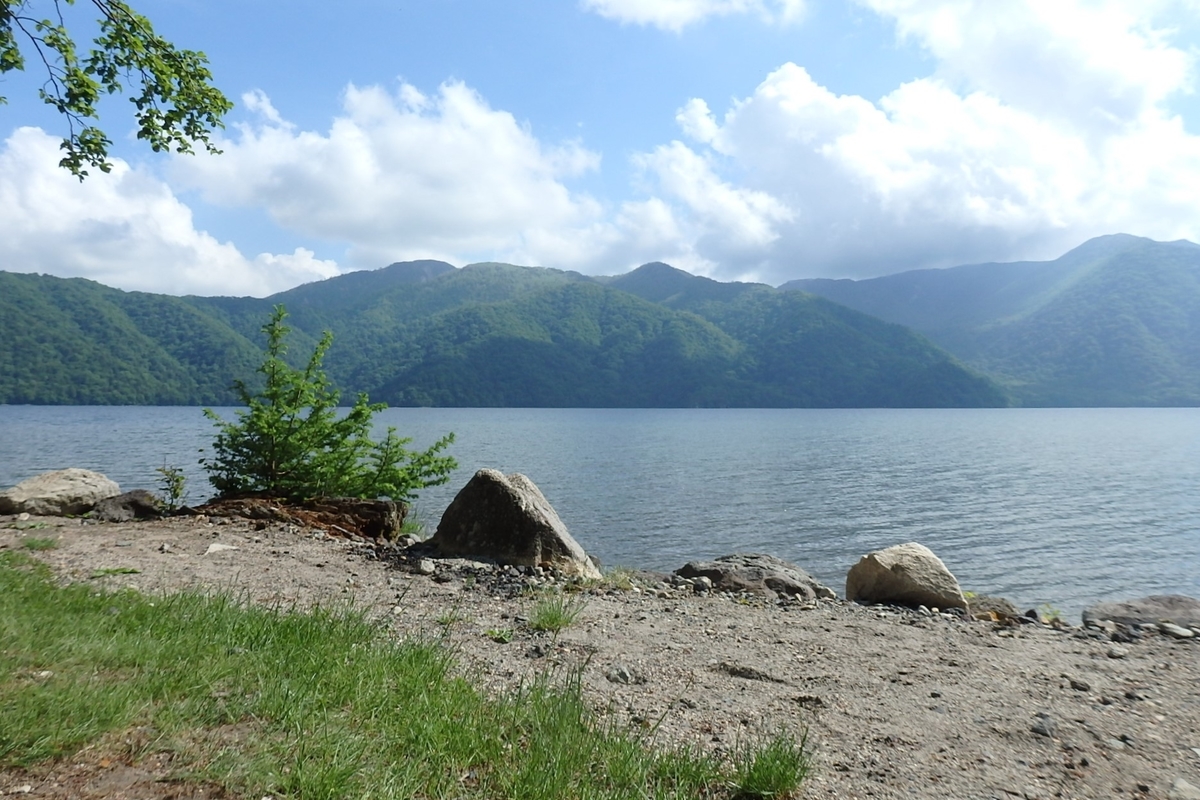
[1,406,1197,619]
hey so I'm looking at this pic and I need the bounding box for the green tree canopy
[0,0,231,176]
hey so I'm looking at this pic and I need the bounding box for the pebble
[1030,712,1056,738]
[605,662,645,685]
[204,543,238,555]
[1069,678,1091,692]
[1159,622,1196,639]
[1107,645,1130,659]
[415,558,436,575]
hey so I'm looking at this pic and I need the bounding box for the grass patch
[529,593,588,637]
[0,552,809,799]
[731,731,812,798]
[599,566,638,591]
[89,567,140,578]
[485,628,514,643]
[20,537,58,551]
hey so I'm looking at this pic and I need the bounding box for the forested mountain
[782,235,1200,406]
[0,272,260,404]
[0,259,1004,407]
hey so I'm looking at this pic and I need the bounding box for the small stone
[1159,622,1195,639]
[918,605,931,615]
[1105,738,1126,750]
[1107,645,1130,659]
[204,543,238,555]
[1069,678,1091,692]
[158,542,172,553]
[415,558,436,575]
[17,512,30,521]
[605,663,645,685]
[1170,778,1200,800]
[1031,712,1056,738]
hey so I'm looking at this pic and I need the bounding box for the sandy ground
[3,513,1199,800]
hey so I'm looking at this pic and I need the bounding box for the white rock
[1170,777,1200,800]
[1159,622,1196,639]
[0,468,120,516]
[845,542,968,610]
[204,543,239,555]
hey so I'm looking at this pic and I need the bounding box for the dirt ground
[3,513,1199,800]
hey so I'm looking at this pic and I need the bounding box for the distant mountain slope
[1,259,1007,407]
[0,272,259,404]
[608,263,1005,407]
[782,235,1200,406]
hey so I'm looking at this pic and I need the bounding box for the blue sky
[3,0,1200,296]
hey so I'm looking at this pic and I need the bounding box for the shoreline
[4,513,1200,799]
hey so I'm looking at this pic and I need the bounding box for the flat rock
[0,468,120,516]
[967,593,1020,620]
[1159,622,1196,639]
[427,469,601,579]
[845,541,968,610]
[91,490,164,522]
[1171,778,1200,800]
[1082,595,1200,629]
[675,553,835,600]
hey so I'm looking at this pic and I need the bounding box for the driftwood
[193,496,407,541]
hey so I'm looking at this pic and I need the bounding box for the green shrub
[201,306,456,501]
[155,465,187,511]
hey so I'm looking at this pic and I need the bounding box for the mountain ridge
[782,234,1200,406]
[0,260,1005,408]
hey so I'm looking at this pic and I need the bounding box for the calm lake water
[1,406,1197,619]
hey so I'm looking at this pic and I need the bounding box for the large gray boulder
[0,468,120,516]
[845,542,968,610]
[428,469,602,579]
[1082,595,1200,629]
[676,553,835,600]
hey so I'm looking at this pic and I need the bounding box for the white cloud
[581,0,805,32]
[864,0,1192,127]
[636,141,794,265]
[0,127,338,296]
[636,1,1200,281]
[176,83,610,271]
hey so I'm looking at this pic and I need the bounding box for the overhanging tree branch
[0,0,232,177]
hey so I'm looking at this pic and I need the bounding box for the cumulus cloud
[0,127,338,296]
[175,83,613,271]
[637,0,1200,281]
[581,0,805,31]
